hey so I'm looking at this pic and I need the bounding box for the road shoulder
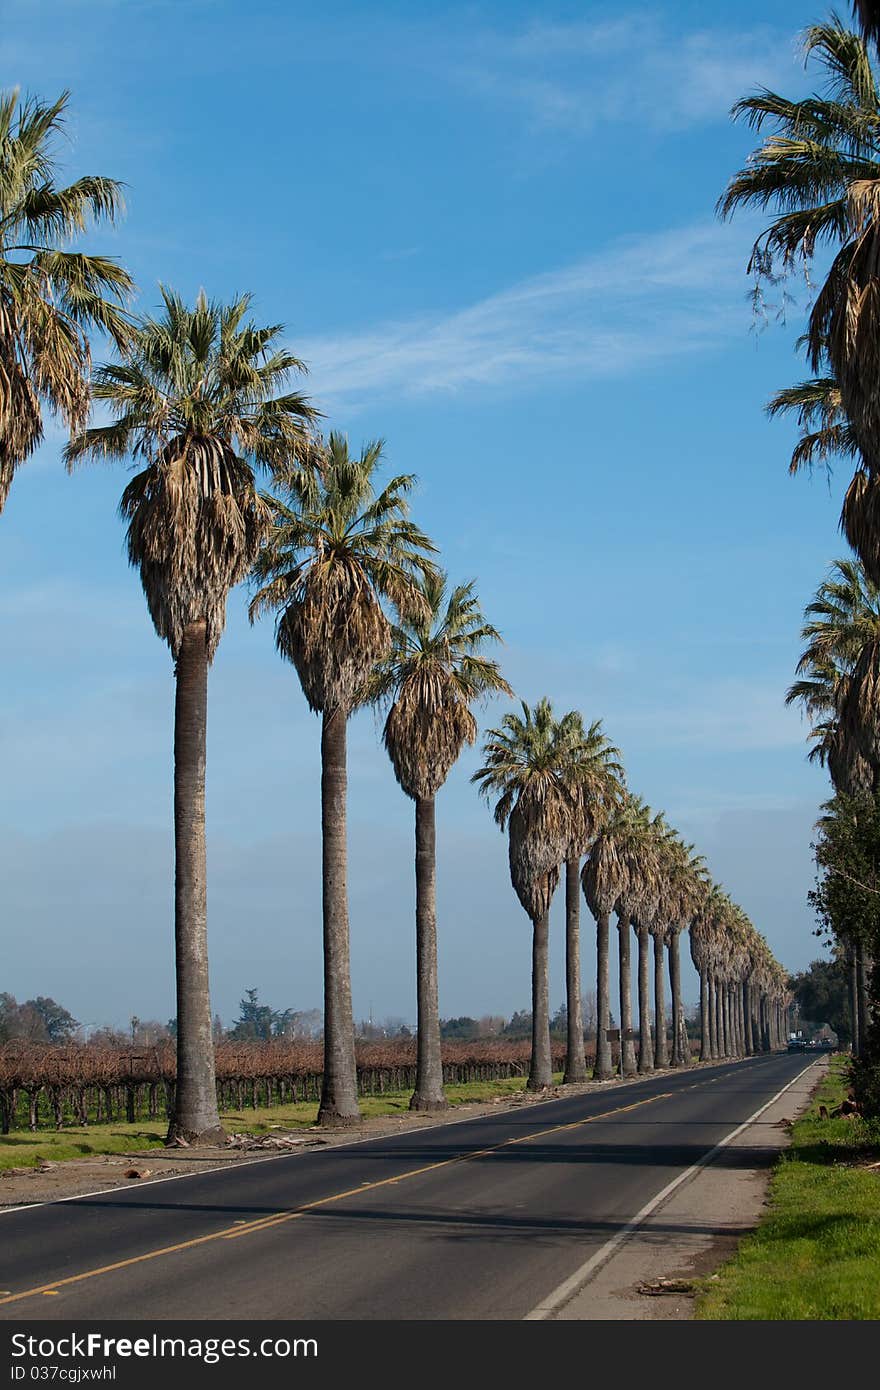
[550,1057,827,1320]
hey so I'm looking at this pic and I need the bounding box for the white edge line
[0,1053,775,1219]
[524,1056,823,1321]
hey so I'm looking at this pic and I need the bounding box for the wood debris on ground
[637,1277,695,1297]
[224,1132,327,1151]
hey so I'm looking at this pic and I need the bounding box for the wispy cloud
[302,220,756,408]
[452,12,803,136]
[613,675,805,754]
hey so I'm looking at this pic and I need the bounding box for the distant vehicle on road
[787,1035,836,1054]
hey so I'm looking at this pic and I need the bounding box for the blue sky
[1,0,844,1031]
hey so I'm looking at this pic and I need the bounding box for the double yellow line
[0,1088,672,1307]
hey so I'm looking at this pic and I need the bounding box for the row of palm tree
[0,85,789,1145]
[720,8,880,1059]
[473,700,790,1091]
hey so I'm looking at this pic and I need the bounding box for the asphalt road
[0,1051,813,1321]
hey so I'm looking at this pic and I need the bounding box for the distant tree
[0,994,78,1042]
[129,1018,174,1045]
[476,1015,505,1037]
[86,1026,129,1047]
[357,1019,384,1041]
[277,1008,322,1040]
[581,990,598,1041]
[550,1004,567,1038]
[790,957,852,1045]
[501,1010,533,1039]
[30,997,79,1042]
[229,988,276,1041]
[440,1017,480,1041]
[0,994,18,1042]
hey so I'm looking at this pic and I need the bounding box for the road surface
[0,1051,814,1320]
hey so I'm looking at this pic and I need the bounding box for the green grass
[0,1125,169,1171]
[0,1074,560,1172]
[696,1058,880,1320]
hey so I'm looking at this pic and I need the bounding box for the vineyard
[0,1038,573,1133]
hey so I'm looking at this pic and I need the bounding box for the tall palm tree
[583,796,651,1078]
[582,813,630,1080]
[662,838,707,1067]
[369,572,511,1111]
[559,716,623,1084]
[473,699,584,1090]
[0,88,131,513]
[649,918,670,1067]
[250,434,435,1126]
[66,289,316,1143]
[690,884,728,1061]
[720,19,880,579]
[787,556,880,790]
[633,814,681,1075]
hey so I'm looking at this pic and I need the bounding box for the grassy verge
[0,1073,561,1171]
[696,1057,880,1320]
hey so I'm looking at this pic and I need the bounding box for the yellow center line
[0,1088,672,1307]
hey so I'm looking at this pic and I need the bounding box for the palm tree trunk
[636,923,653,1073]
[594,910,613,1079]
[653,932,668,1067]
[617,914,637,1076]
[317,707,360,1126]
[167,621,224,1146]
[742,980,753,1055]
[728,984,739,1056]
[528,910,553,1090]
[722,986,731,1056]
[668,932,686,1066]
[563,857,587,1083]
[699,966,710,1061]
[410,795,448,1112]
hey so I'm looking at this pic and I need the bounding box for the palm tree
[0,88,131,513]
[250,434,435,1126]
[766,374,857,479]
[559,716,623,1083]
[691,884,728,1061]
[369,572,511,1111]
[582,813,630,1080]
[66,289,316,1143]
[855,3,880,46]
[583,796,651,1078]
[662,838,707,1067]
[473,699,584,1090]
[625,811,664,1067]
[787,556,880,790]
[720,18,880,580]
[649,919,670,1068]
